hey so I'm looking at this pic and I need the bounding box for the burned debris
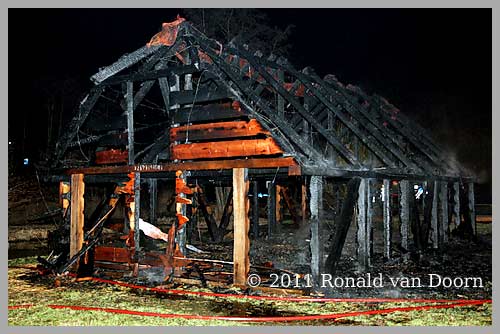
[37,17,477,292]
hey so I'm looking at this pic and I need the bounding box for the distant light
[8,141,11,145]
[23,158,29,166]
[414,184,419,190]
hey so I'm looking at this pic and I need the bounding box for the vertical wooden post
[383,179,392,260]
[301,178,307,224]
[453,182,461,228]
[149,178,157,226]
[275,185,282,224]
[309,176,321,284]
[233,168,250,287]
[134,172,141,259]
[357,178,372,271]
[431,180,439,249]
[440,182,449,243]
[176,171,188,255]
[252,181,259,239]
[126,81,134,165]
[267,181,276,237]
[70,174,85,259]
[468,182,476,235]
[366,179,374,266]
[399,180,410,262]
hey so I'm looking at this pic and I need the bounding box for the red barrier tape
[8,300,491,323]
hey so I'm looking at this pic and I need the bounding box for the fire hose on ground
[8,265,492,323]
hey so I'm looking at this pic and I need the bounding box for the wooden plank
[94,246,130,263]
[301,179,307,224]
[70,174,85,259]
[399,180,410,262]
[171,138,283,160]
[232,168,250,287]
[275,185,282,223]
[68,157,298,174]
[170,119,270,143]
[383,179,392,260]
[126,81,134,165]
[169,87,232,107]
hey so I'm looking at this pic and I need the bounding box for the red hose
[8,299,491,322]
[9,265,490,304]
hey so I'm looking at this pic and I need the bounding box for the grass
[8,257,492,326]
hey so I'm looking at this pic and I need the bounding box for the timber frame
[40,17,477,289]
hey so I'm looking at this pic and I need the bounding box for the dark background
[8,9,492,202]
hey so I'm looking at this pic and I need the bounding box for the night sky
[8,9,492,201]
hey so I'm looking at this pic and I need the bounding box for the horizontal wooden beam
[171,138,283,160]
[100,65,199,86]
[169,87,233,106]
[170,119,269,142]
[95,149,129,165]
[66,157,298,175]
[173,103,248,124]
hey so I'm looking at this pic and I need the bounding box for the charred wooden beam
[309,175,321,284]
[91,45,163,84]
[173,104,248,124]
[453,181,461,228]
[134,172,141,262]
[170,119,269,143]
[126,81,134,165]
[239,52,360,166]
[383,179,392,260]
[399,180,410,262]
[440,181,449,244]
[158,77,170,112]
[188,34,321,163]
[431,180,439,249]
[149,178,158,226]
[169,87,232,106]
[233,168,250,286]
[251,181,259,239]
[356,178,373,271]
[267,181,277,237]
[100,65,199,86]
[325,177,361,275]
[468,182,476,235]
[171,138,283,160]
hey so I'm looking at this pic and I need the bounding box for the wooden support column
[176,171,189,255]
[149,178,157,226]
[468,182,476,235]
[275,185,282,224]
[356,178,372,271]
[383,179,392,260]
[453,182,461,228]
[251,181,259,239]
[431,180,439,249]
[301,178,308,224]
[233,168,250,287]
[309,176,321,284]
[134,172,141,260]
[126,81,134,165]
[399,180,410,262]
[70,174,85,259]
[440,182,449,244]
[267,181,277,237]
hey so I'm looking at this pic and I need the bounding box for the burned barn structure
[41,18,477,289]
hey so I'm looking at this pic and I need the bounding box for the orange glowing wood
[171,138,283,160]
[170,119,269,142]
[70,174,85,260]
[95,149,129,165]
[232,168,250,287]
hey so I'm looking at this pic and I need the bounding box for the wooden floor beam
[70,174,85,260]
